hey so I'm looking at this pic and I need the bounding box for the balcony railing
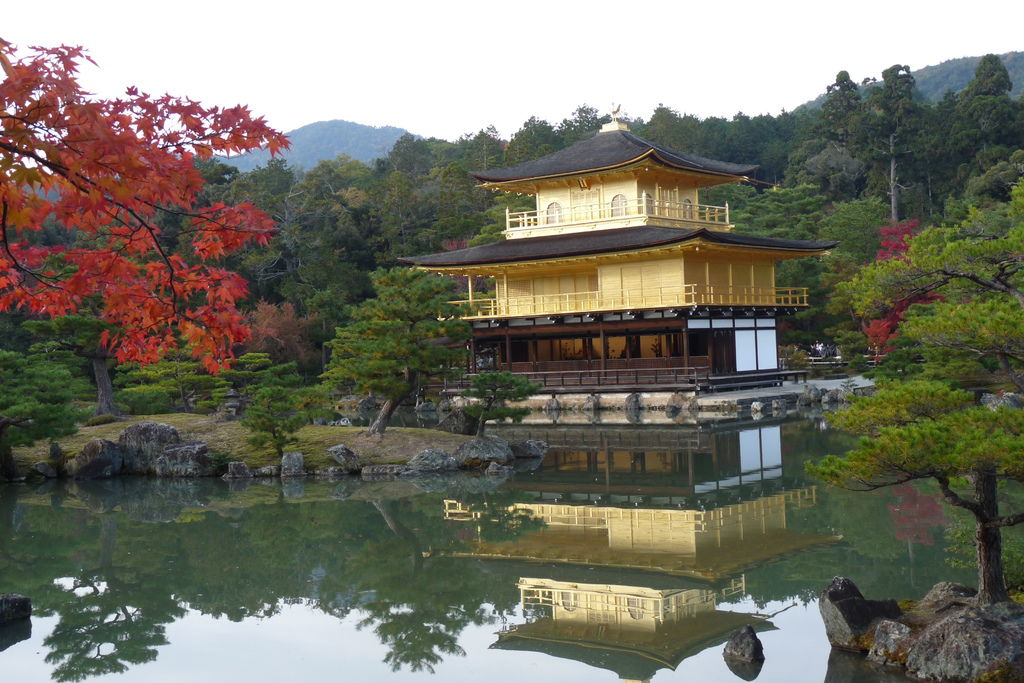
[507,198,730,234]
[453,285,808,319]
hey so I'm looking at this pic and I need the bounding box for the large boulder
[510,440,547,460]
[818,576,901,650]
[0,594,31,624]
[280,452,305,477]
[69,439,123,479]
[327,444,363,473]
[904,602,1024,681]
[454,436,514,467]
[118,422,181,474]
[154,442,213,477]
[914,581,976,613]
[406,449,458,473]
[435,407,479,435]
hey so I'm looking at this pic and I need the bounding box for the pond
[0,414,973,682]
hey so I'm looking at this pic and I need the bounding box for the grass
[13,413,473,472]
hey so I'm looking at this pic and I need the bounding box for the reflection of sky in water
[6,601,906,681]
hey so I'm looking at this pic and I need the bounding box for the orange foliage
[246,301,318,366]
[0,42,288,371]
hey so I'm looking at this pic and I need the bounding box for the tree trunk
[92,355,120,416]
[973,469,1010,604]
[889,134,900,224]
[0,444,18,481]
[367,397,402,436]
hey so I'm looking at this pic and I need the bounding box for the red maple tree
[0,40,288,370]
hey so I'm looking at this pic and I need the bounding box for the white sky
[6,0,1022,142]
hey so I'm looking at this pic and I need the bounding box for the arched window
[610,194,627,217]
[545,202,563,225]
[560,591,578,612]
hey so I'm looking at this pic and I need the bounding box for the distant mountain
[219,119,410,172]
[913,52,1024,101]
[801,51,1024,109]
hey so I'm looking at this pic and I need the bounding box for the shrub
[116,388,173,415]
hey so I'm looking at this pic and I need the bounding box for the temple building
[402,119,835,392]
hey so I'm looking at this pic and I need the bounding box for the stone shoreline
[24,421,547,484]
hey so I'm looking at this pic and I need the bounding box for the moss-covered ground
[13,413,472,472]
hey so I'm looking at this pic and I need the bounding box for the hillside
[913,52,1024,100]
[801,51,1023,109]
[219,119,410,171]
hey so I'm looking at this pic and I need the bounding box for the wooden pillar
[600,327,607,373]
[505,331,512,371]
[585,333,593,368]
[682,319,690,368]
[467,275,474,304]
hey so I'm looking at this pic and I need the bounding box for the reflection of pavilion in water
[446,424,836,680]
[449,425,835,579]
[500,423,797,507]
[492,576,770,683]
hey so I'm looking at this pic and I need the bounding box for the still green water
[0,415,972,682]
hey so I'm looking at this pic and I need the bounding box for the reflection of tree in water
[347,494,529,673]
[2,482,538,679]
[42,517,186,682]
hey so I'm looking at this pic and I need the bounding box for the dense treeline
[3,54,1024,414]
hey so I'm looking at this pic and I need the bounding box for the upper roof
[401,226,836,268]
[472,127,758,184]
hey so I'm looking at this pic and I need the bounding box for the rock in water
[70,439,124,479]
[904,602,1024,681]
[223,462,251,479]
[280,452,305,477]
[818,576,901,650]
[0,617,31,653]
[723,625,765,662]
[0,594,31,623]
[32,462,58,479]
[327,444,363,473]
[118,422,181,474]
[154,442,212,477]
[914,581,976,613]
[510,440,547,460]
[406,449,458,473]
[454,437,514,467]
[866,619,912,665]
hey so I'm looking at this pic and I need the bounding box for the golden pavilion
[402,119,835,392]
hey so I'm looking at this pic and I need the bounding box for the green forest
[3,52,1024,425]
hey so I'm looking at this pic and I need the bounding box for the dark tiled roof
[401,227,837,268]
[473,129,758,182]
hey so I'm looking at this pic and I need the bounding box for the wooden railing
[507,198,729,233]
[453,285,809,319]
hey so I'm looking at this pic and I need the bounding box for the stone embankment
[454,377,877,423]
[819,576,1024,681]
[32,421,547,483]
